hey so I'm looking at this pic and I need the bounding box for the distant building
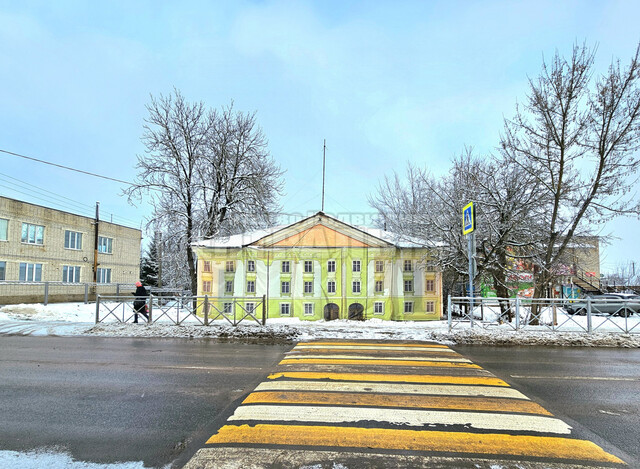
[0,196,142,303]
[192,212,442,321]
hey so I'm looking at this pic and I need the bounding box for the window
[19,262,42,282]
[247,280,255,293]
[304,303,314,316]
[64,230,83,250]
[225,280,233,293]
[404,301,413,314]
[245,302,255,313]
[327,260,336,273]
[203,261,212,272]
[404,279,413,293]
[374,302,384,314]
[426,301,435,313]
[0,218,8,241]
[281,281,290,294]
[375,260,384,273]
[281,261,290,273]
[0,261,5,280]
[426,279,435,292]
[97,268,111,283]
[98,236,113,254]
[280,303,291,316]
[426,263,436,272]
[225,261,235,272]
[21,223,44,245]
[352,280,361,294]
[352,260,361,272]
[247,260,255,272]
[304,260,313,273]
[224,303,233,314]
[62,265,81,283]
[304,281,313,294]
[375,280,384,293]
[327,281,336,293]
[202,280,212,292]
[404,260,412,272]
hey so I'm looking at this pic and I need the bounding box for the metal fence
[448,296,640,334]
[95,294,267,327]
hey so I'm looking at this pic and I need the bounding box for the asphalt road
[0,336,292,468]
[0,337,638,468]
[453,345,640,467]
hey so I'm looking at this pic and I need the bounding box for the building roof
[192,211,428,249]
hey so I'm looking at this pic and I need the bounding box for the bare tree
[500,42,640,302]
[126,90,284,292]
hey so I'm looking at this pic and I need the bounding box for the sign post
[462,202,476,324]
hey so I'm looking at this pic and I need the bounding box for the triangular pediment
[250,212,393,248]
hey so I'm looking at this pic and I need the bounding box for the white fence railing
[448,296,640,334]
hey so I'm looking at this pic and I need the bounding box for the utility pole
[321,139,326,212]
[93,202,100,284]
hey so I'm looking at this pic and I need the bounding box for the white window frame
[327,260,336,273]
[374,302,384,315]
[225,261,235,272]
[223,303,233,314]
[304,303,314,316]
[203,260,212,272]
[426,279,435,292]
[247,280,255,293]
[404,260,413,272]
[247,260,255,272]
[202,280,212,292]
[375,260,384,273]
[245,302,255,313]
[225,280,234,293]
[404,279,413,293]
[426,301,435,313]
[96,267,111,284]
[375,280,384,293]
[281,261,290,273]
[280,303,291,316]
[19,262,42,282]
[304,281,313,294]
[97,236,113,254]
[62,265,81,283]
[304,260,313,273]
[352,280,361,294]
[21,223,44,245]
[64,230,83,250]
[281,281,290,294]
[0,218,8,241]
[404,301,414,314]
[327,281,336,294]
[352,260,361,272]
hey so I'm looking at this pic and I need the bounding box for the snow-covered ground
[1,301,639,347]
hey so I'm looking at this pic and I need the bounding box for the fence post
[44,282,49,306]
[204,295,209,326]
[587,297,592,334]
[147,295,153,324]
[262,294,266,326]
[515,297,521,330]
[116,283,120,298]
[95,295,100,323]
[84,283,89,304]
[447,295,452,332]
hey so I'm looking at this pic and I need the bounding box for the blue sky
[0,0,638,272]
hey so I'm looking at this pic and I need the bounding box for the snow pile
[1,302,639,347]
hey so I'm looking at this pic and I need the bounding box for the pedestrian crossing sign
[462,202,475,235]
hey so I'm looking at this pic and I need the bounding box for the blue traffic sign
[462,202,475,235]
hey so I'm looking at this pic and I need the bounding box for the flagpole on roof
[321,139,326,213]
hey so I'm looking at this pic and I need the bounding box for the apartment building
[0,196,142,303]
[192,211,442,321]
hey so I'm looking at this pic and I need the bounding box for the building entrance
[348,303,364,320]
[324,303,339,321]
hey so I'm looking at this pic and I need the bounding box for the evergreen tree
[140,232,160,287]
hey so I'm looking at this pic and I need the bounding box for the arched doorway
[348,303,364,321]
[324,303,339,321]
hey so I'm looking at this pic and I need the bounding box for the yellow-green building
[192,212,442,321]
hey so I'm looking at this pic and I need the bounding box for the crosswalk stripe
[268,371,510,386]
[297,341,449,349]
[294,344,456,352]
[254,380,529,399]
[206,424,624,464]
[227,404,571,434]
[242,391,551,415]
[279,358,480,368]
[283,354,472,363]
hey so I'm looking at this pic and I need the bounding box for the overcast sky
[1,0,639,272]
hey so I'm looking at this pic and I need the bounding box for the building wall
[195,245,442,321]
[0,196,141,303]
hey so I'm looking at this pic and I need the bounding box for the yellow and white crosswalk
[185,340,626,468]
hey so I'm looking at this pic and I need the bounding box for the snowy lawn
[1,302,639,347]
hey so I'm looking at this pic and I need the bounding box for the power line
[0,148,133,185]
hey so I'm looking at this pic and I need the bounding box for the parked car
[565,293,640,316]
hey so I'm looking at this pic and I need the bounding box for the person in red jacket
[132,281,149,323]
